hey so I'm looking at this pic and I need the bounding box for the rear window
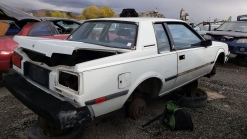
[4,21,34,36]
[5,23,20,36]
[68,21,137,49]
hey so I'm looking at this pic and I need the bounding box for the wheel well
[216,52,225,64]
[135,77,162,99]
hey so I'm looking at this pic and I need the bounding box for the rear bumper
[3,73,93,129]
[0,60,10,72]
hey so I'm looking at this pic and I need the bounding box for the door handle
[179,55,185,60]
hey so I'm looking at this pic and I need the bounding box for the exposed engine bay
[22,48,117,67]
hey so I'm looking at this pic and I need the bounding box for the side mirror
[213,28,217,31]
[201,39,212,47]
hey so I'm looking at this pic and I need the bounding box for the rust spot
[241,74,247,79]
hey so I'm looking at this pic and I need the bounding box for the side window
[29,22,53,36]
[193,26,201,31]
[154,24,170,53]
[5,23,20,36]
[56,21,80,30]
[167,24,201,49]
[55,21,80,34]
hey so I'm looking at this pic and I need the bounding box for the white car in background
[4,18,229,130]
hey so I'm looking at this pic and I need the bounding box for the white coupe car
[4,18,229,129]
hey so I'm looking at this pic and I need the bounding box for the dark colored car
[0,2,81,87]
[204,21,247,56]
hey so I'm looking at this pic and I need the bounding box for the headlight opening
[58,71,79,91]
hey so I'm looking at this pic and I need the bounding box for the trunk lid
[0,2,40,21]
[14,36,131,57]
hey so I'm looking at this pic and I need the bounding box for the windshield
[68,21,137,49]
[216,22,247,32]
[202,25,220,31]
[54,21,80,30]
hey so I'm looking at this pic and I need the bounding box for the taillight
[94,97,106,104]
[12,52,22,69]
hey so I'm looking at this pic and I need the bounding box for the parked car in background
[3,18,229,138]
[204,20,247,57]
[0,2,81,87]
[190,22,221,36]
[237,14,247,21]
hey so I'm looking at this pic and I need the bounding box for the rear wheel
[128,97,146,120]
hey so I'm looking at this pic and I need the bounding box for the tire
[0,73,4,88]
[128,97,146,120]
[173,88,208,108]
[28,122,84,139]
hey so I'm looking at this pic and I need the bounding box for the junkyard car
[190,22,221,36]
[0,2,81,86]
[4,18,229,129]
[205,20,247,56]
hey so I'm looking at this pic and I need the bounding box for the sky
[1,0,247,23]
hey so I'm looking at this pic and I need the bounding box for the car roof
[87,18,183,23]
[0,2,40,21]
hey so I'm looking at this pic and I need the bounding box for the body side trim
[165,61,214,82]
[85,90,129,105]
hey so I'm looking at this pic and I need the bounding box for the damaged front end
[5,36,129,128]
[22,48,116,67]
[21,48,117,93]
[3,73,93,129]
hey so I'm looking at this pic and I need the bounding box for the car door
[153,24,178,96]
[28,21,56,39]
[166,23,212,88]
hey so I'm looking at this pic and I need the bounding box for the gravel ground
[0,57,247,139]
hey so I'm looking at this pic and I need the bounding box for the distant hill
[20,8,80,16]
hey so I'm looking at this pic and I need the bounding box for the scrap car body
[205,19,247,56]
[4,18,229,128]
[0,3,81,88]
[0,2,40,73]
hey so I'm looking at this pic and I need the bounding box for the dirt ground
[0,57,247,139]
